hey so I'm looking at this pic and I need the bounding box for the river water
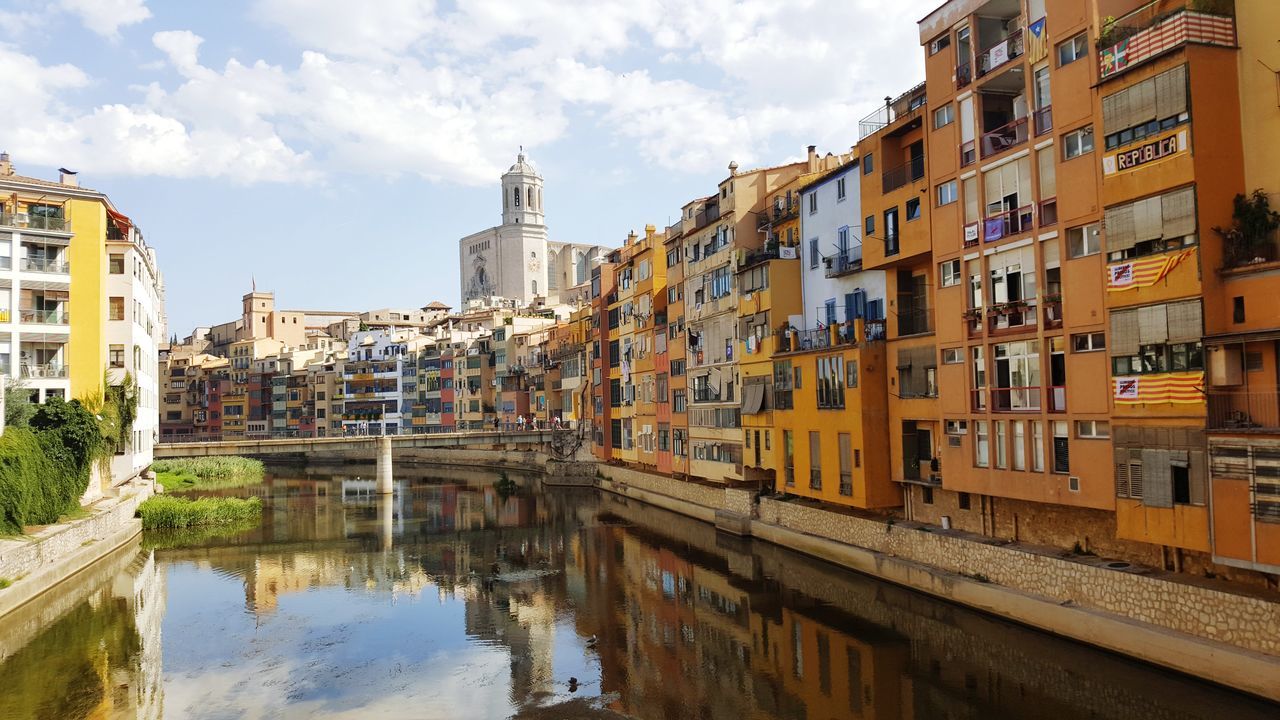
[0,466,1275,720]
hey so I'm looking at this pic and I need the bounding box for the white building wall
[108,234,163,483]
[798,166,887,330]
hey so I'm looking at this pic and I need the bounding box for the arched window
[575,251,588,285]
[527,187,533,209]
[537,188,542,210]
[513,187,520,207]
[532,280,538,295]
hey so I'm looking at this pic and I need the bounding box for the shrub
[151,456,264,492]
[137,495,262,530]
[0,426,92,535]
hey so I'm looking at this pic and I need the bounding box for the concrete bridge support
[377,437,393,495]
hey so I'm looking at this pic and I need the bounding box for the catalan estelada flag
[1026,18,1048,64]
[1107,248,1195,292]
[1114,371,1204,405]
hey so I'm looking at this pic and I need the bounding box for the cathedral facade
[458,153,608,308]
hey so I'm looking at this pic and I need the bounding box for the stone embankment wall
[757,498,1280,657]
[0,479,153,619]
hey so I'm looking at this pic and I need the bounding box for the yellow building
[631,225,666,470]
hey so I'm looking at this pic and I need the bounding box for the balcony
[976,27,1023,78]
[989,386,1041,412]
[857,82,927,140]
[1033,105,1053,136]
[0,212,70,233]
[824,247,863,278]
[982,205,1034,243]
[1098,3,1236,81]
[897,308,933,337]
[20,257,70,274]
[963,221,981,248]
[1042,299,1063,330]
[21,363,69,379]
[1037,197,1058,227]
[986,301,1037,335]
[20,307,69,324]
[774,325,858,354]
[956,61,973,89]
[1208,387,1279,432]
[882,156,926,194]
[1220,230,1280,274]
[980,116,1028,159]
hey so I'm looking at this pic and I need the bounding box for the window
[1052,421,1070,473]
[1063,126,1094,159]
[1072,332,1106,352]
[109,344,124,368]
[1103,186,1197,261]
[974,420,989,467]
[1067,223,1101,258]
[936,180,958,206]
[995,421,1008,468]
[864,216,875,236]
[793,366,803,389]
[1102,65,1189,151]
[1076,420,1110,438]
[109,296,124,321]
[836,177,847,200]
[1233,296,1245,324]
[809,238,820,269]
[784,430,795,486]
[817,355,845,409]
[940,259,961,287]
[930,33,951,55]
[945,419,968,434]
[109,254,125,274]
[773,361,793,409]
[863,154,873,174]
[673,389,687,412]
[809,431,822,489]
[808,193,817,215]
[1057,32,1088,66]
[942,348,963,364]
[838,433,853,496]
[933,103,955,129]
[906,197,921,220]
[846,360,858,388]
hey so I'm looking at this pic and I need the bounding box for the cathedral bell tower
[501,150,544,226]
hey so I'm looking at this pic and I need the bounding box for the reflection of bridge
[154,429,555,460]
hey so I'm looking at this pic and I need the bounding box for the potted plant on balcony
[1214,189,1280,269]
[1042,292,1063,305]
[962,307,984,321]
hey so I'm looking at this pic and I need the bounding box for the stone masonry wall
[599,464,723,510]
[0,481,152,583]
[758,497,1280,656]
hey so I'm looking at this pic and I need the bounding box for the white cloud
[59,0,151,38]
[1,1,942,184]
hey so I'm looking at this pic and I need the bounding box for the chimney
[807,145,817,172]
[727,160,739,176]
[58,167,78,187]
[645,223,656,240]
[0,152,11,176]
[625,230,636,247]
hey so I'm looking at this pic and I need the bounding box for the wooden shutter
[1189,449,1207,505]
[1130,76,1158,127]
[1110,308,1140,356]
[1166,299,1203,342]
[1142,449,1172,507]
[1161,186,1196,238]
[1102,91,1124,135]
[1114,460,1130,498]
[1132,196,1163,243]
[1037,148,1056,198]
[1104,203,1137,253]
[1155,64,1188,120]
[1138,303,1169,345]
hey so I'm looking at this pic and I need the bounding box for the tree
[4,378,36,429]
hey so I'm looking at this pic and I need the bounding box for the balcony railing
[980,116,1028,158]
[956,62,973,89]
[1099,3,1236,81]
[1207,387,1280,431]
[976,27,1024,77]
[989,386,1041,412]
[1042,300,1063,329]
[882,156,926,194]
[0,212,70,232]
[987,302,1037,334]
[824,247,862,278]
[21,363,69,379]
[857,82,927,140]
[1221,231,1279,271]
[964,221,981,248]
[20,307,69,324]
[20,257,70,274]
[1038,197,1058,227]
[775,325,858,354]
[1048,385,1067,413]
[1033,105,1053,136]
[982,204,1034,242]
[897,308,932,337]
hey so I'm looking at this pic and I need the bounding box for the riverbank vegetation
[137,495,262,530]
[0,397,105,535]
[151,456,264,492]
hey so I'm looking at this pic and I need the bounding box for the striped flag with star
[1114,372,1204,405]
[1026,18,1048,64]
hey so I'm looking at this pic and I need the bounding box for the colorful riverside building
[630,225,666,471]
[769,151,898,509]
[660,222,689,476]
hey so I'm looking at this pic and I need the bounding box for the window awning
[106,208,132,237]
[741,382,765,414]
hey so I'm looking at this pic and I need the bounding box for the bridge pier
[377,437,393,495]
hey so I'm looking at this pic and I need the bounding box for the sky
[0,0,937,337]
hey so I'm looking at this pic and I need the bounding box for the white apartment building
[797,162,888,336]
[107,224,165,482]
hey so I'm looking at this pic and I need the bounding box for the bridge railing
[157,428,560,446]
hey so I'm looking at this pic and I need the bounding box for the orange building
[661,222,690,477]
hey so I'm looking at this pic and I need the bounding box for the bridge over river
[154,429,561,462]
